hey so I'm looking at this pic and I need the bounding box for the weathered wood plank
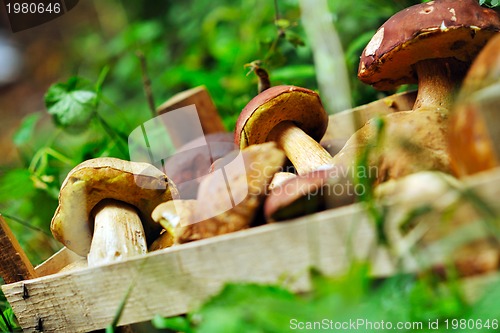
[1,206,384,333]
[2,167,499,333]
[156,85,226,148]
[321,90,417,155]
[35,247,86,277]
[0,215,37,283]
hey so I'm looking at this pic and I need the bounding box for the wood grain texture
[2,205,388,333]
[2,167,500,333]
[0,216,36,283]
[35,247,86,277]
[321,90,417,155]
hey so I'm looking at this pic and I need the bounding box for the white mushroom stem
[412,58,466,111]
[87,200,147,267]
[267,121,334,175]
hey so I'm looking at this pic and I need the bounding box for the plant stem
[274,0,280,22]
[299,0,352,113]
[136,51,157,118]
[96,114,129,157]
[0,213,52,238]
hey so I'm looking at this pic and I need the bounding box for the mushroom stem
[413,58,466,111]
[88,200,147,267]
[267,121,334,175]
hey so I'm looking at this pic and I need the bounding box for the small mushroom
[153,142,286,243]
[234,85,332,175]
[50,158,177,265]
[334,0,500,183]
[264,166,355,222]
[448,33,500,176]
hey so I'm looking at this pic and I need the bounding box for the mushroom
[358,0,500,109]
[333,0,500,183]
[153,142,286,243]
[164,132,236,199]
[50,158,177,266]
[448,33,500,176]
[264,166,355,222]
[149,229,174,251]
[234,85,332,175]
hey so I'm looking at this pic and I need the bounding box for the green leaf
[152,315,193,332]
[194,283,300,333]
[0,169,36,202]
[0,306,20,332]
[44,77,98,132]
[0,314,8,332]
[271,65,316,81]
[3,308,20,331]
[12,113,41,147]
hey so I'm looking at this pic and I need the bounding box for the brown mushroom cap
[51,158,178,256]
[164,132,236,199]
[234,85,328,149]
[457,33,500,97]
[264,166,355,221]
[358,0,500,91]
[448,33,500,175]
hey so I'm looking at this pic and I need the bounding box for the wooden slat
[35,247,86,277]
[1,205,387,333]
[156,86,226,148]
[321,90,417,155]
[2,167,499,333]
[0,215,36,284]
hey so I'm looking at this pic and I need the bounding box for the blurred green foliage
[153,266,500,332]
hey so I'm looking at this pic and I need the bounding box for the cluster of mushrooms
[50,0,500,274]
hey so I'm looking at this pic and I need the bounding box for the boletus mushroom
[50,158,177,266]
[264,165,355,222]
[153,142,286,243]
[235,85,332,175]
[334,0,500,183]
[164,132,236,199]
[448,33,500,176]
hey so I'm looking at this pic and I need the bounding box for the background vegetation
[1,0,499,332]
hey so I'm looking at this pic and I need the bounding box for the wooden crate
[1,91,498,332]
[2,167,500,333]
